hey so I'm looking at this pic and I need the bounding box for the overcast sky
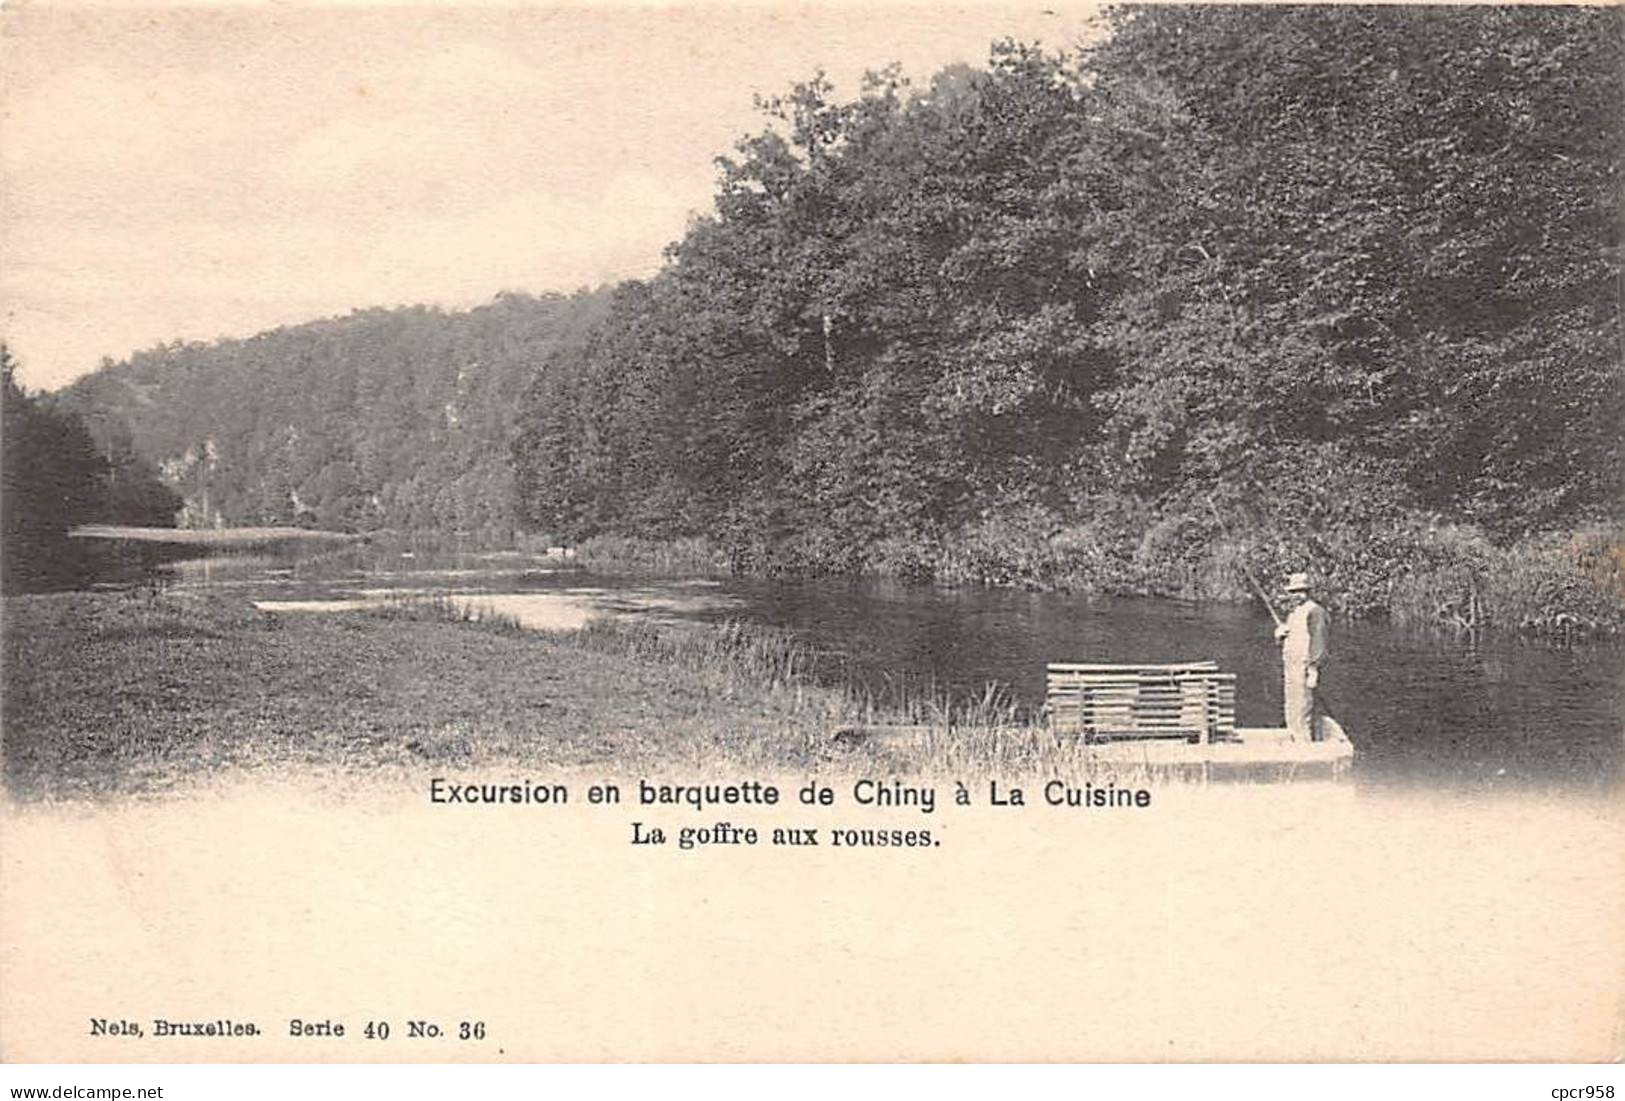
[0,2,1100,391]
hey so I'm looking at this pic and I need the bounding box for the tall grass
[572,535,729,576]
[571,616,807,688]
[1388,525,1624,637]
[560,616,1181,783]
[368,591,528,636]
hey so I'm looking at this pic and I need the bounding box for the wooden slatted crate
[1045,662,1237,744]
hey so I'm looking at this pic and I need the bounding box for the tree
[1080,6,1623,534]
[3,346,179,591]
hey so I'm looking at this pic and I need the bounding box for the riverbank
[0,590,796,799]
[571,519,1625,639]
[1,589,1090,800]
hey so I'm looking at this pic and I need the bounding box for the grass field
[3,589,1120,800]
[1,590,825,798]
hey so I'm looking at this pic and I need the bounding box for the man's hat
[1284,572,1313,593]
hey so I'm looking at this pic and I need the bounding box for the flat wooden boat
[1082,716,1354,780]
[829,717,1353,780]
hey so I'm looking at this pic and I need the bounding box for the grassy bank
[1,589,1126,800]
[0,590,809,799]
[560,516,1625,639]
[570,534,732,576]
[916,515,1625,638]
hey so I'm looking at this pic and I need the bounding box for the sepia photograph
[1,0,1621,1072]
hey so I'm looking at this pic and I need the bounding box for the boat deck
[1085,720,1354,779]
[831,717,1354,781]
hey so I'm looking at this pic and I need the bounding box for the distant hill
[61,290,612,538]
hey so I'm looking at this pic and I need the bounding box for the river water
[166,543,1623,793]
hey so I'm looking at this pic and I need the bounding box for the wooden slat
[1048,673,1237,681]
[1045,658,1236,744]
[1047,662,1218,672]
[1046,678,1235,685]
[1061,704,1209,710]
[1049,683,1232,690]
[1048,689,1232,696]
[1048,670,1234,677]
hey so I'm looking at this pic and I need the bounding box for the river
[163,542,1623,793]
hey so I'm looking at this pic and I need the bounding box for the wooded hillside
[509,6,1621,615]
[47,7,1622,623]
[63,291,610,538]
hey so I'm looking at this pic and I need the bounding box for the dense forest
[511,5,1622,624]
[61,290,610,538]
[36,6,1623,627]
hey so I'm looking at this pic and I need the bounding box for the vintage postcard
[1,0,1621,1065]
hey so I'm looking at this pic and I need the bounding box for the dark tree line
[2,347,180,592]
[511,5,1622,608]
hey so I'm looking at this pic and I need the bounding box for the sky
[0,1,1103,391]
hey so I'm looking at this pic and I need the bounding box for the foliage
[1083,6,1623,534]
[510,8,1622,622]
[2,346,180,592]
[570,535,730,576]
[61,291,612,538]
[1391,526,1625,636]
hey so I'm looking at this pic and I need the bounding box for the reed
[562,617,1177,784]
[569,616,809,689]
[1387,525,1624,638]
[368,591,528,635]
[571,535,730,576]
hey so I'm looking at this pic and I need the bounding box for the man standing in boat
[1274,572,1329,740]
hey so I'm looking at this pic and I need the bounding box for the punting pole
[1206,495,1283,628]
